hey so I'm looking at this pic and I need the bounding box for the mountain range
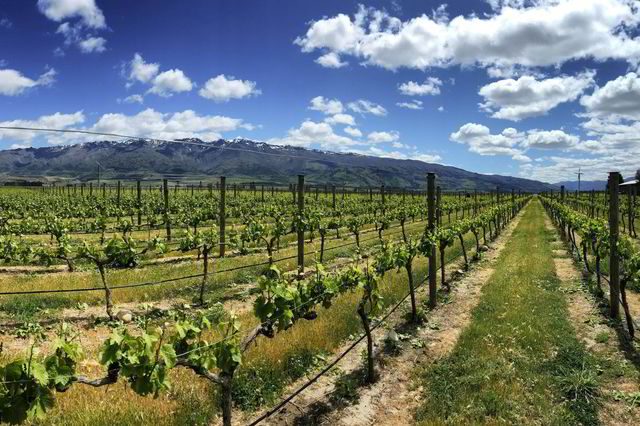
[0,138,557,192]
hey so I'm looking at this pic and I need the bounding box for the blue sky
[1,0,639,183]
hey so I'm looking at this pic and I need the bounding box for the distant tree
[636,169,640,182]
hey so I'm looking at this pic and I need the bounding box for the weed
[595,331,610,344]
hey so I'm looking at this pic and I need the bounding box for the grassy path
[416,199,601,425]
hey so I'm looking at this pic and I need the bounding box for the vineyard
[0,173,638,426]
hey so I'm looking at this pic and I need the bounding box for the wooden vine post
[163,178,171,241]
[436,186,441,226]
[332,185,336,209]
[297,175,305,273]
[608,172,620,319]
[220,176,226,257]
[427,173,437,308]
[137,180,142,225]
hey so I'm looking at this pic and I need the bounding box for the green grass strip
[416,199,601,425]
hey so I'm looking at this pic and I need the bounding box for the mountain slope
[0,138,555,192]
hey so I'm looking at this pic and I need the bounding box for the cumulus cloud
[315,52,348,68]
[479,72,595,121]
[344,126,362,137]
[37,0,106,28]
[347,99,387,116]
[523,129,579,149]
[351,146,441,163]
[0,109,253,147]
[294,1,640,71]
[519,153,639,182]
[148,69,193,97]
[367,131,399,143]
[118,94,144,104]
[309,96,344,114]
[77,36,106,53]
[580,72,640,120]
[41,0,108,54]
[127,53,159,84]
[396,100,423,110]
[0,18,12,29]
[0,111,85,146]
[325,113,356,126]
[0,68,56,96]
[267,120,359,149]
[91,108,247,141]
[199,74,261,102]
[450,123,525,159]
[451,122,584,157]
[398,77,442,96]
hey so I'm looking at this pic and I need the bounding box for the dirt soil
[241,207,527,426]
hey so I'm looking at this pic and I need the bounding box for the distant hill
[0,138,556,192]
[554,180,607,191]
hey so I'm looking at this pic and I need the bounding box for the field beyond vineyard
[0,183,638,426]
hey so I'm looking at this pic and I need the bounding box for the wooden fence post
[428,173,437,309]
[220,176,226,257]
[332,185,336,209]
[137,181,142,225]
[608,172,620,319]
[163,179,171,241]
[297,175,305,273]
[436,186,441,226]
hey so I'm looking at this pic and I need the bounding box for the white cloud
[55,21,107,54]
[344,126,362,137]
[523,129,579,149]
[91,109,248,141]
[37,0,106,28]
[347,99,387,116]
[78,36,106,53]
[479,72,595,121]
[118,94,144,104]
[519,152,640,182]
[367,130,399,143]
[351,146,442,163]
[0,111,85,145]
[198,74,261,102]
[396,100,423,110]
[0,18,12,29]
[0,68,56,96]
[148,69,193,97]
[451,122,585,159]
[450,123,526,159]
[414,153,442,163]
[437,106,444,112]
[398,77,442,96]
[315,52,348,68]
[0,109,253,147]
[268,120,359,149]
[295,2,640,71]
[325,113,356,126]
[309,96,344,114]
[127,53,159,84]
[580,72,640,120]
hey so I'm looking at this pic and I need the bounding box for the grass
[416,199,603,425]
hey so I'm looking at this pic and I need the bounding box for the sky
[0,0,639,183]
